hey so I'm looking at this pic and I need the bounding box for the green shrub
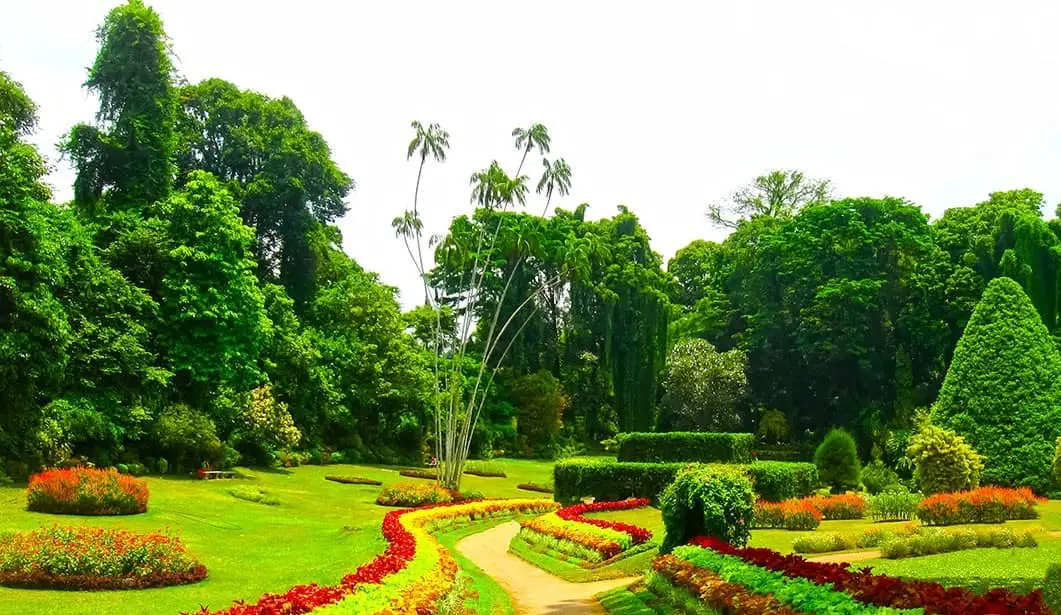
[157,458,169,475]
[660,465,755,552]
[747,461,819,501]
[1052,437,1061,490]
[116,463,129,475]
[792,532,857,554]
[877,526,1037,559]
[553,460,683,504]
[152,404,223,472]
[861,460,899,495]
[867,489,921,521]
[463,461,506,478]
[756,409,790,443]
[932,277,1061,493]
[905,423,983,495]
[616,432,754,464]
[1043,563,1061,615]
[813,429,861,493]
[227,486,280,506]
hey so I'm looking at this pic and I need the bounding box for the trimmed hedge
[746,461,819,501]
[660,465,755,551]
[554,460,818,504]
[616,432,754,464]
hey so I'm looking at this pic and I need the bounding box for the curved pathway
[455,521,637,615]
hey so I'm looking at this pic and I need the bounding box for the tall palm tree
[536,157,572,212]
[470,161,528,209]
[511,123,550,175]
[402,120,450,301]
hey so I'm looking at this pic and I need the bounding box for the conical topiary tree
[932,276,1061,492]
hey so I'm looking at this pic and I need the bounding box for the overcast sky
[4,1,1061,306]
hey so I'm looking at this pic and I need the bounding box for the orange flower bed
[27,467,149,515]
[807,493,867,520]
[752,499,822,530]
[918,486,1042,525]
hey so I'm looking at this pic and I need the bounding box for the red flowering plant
[0,525,206,590]
[918,486,1042,526]
[807,493,867,520]
[688,536,1047,614]
[752,499,822,530]
[27,467,149,515]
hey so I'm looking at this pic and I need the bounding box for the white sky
[4,1,1061,306]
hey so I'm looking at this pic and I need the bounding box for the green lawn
[0,459,556,615]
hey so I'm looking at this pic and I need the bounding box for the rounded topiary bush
[932,276,1061,492]
[659,465,755,553]
[906,423,983,495]
[27,467,148,515]
[814,428,861,493]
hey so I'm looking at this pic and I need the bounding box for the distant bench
[199,470,236,480]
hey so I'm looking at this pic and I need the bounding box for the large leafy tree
[176,78,353,306]
[64,0,177,214]
[932,276,1061,492]
[708,169,831,229]
[658,339,746,432]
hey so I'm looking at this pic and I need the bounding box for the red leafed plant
[918,486,1042,526]
[556,497,653,543]
[27,467,149,515]
[689,536,1047,615]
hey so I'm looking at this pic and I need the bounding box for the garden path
[456,521,637,614]
[806,550,882,564]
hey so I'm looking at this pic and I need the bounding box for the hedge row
[553,460,819,504]
[616,432,755,464]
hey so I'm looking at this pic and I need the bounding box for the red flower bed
[808,493,866,520]
[689,536,1047,615]
[556,498,653,544]
[27,467,149,515]
[0,526,205,590]
[752,499,822,530]
[918,486,1042,525]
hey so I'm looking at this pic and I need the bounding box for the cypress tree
[932,276,1061,491]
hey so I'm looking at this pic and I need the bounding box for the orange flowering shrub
[0,525,205,590]
[807,493,867,520]
[752,499,822,530]
[918,486,1042,525]
[27,467,149,515]
[375,481,459,507]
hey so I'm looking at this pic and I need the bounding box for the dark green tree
[932,276,1061,491]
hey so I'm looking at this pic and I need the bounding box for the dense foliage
[931,277,1061,492]
[659,465,755,552]
[26,468,148,515]
[615,432,754,464]
[906,422,984,494]
[657,339,746,431]
[813,429,861,493]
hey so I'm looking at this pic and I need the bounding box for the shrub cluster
[375,481,463,507]
[0,526,206,590]
[917,486,1042,525]
[325,475,382,486]
[616,432,754,464]
[814,428,861,493]
[747,461,820,501]
[906,423,984,495]
[860,460,900,495]
[878,527,1037,559]
[26,468,149,515]
[867,488,921,521]
[660,465,755,552]
[752,499,821,530]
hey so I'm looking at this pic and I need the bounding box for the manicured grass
[0,458,556,615]
[596,584,657,614]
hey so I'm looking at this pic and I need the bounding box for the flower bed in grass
[325,476,382,486]
[27,467,149,515]
[375,481,462,507]
[674,535,1046,614]
[398,469,437,480]
[793,524,1039,558]
[515,498,653,564]
[517,482,553,494]
[753,493,866,530]
[917,486,1042,525]
[0,526,206,590]
[193,498,557,615]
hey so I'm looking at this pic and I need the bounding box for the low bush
[792,532,858,554]
[227,486,280,506]
[917,486,1042,525]
[325,475,382,486]
[860,460,900,495]
[752,499,821,530]
[376,481,460,507]
[616,432,754,464]
[878,527,1038,559]
[814,429,861,493]
[463,461,506,478]
[0,526,206,590]
[808,493,866,520]
[867,488,921,521]
[660,465,755,552]
[906,423,984,495]
[747,461,819,501]
[517,482,553,494]
[399,469,438,480]
[26,467,148,515]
